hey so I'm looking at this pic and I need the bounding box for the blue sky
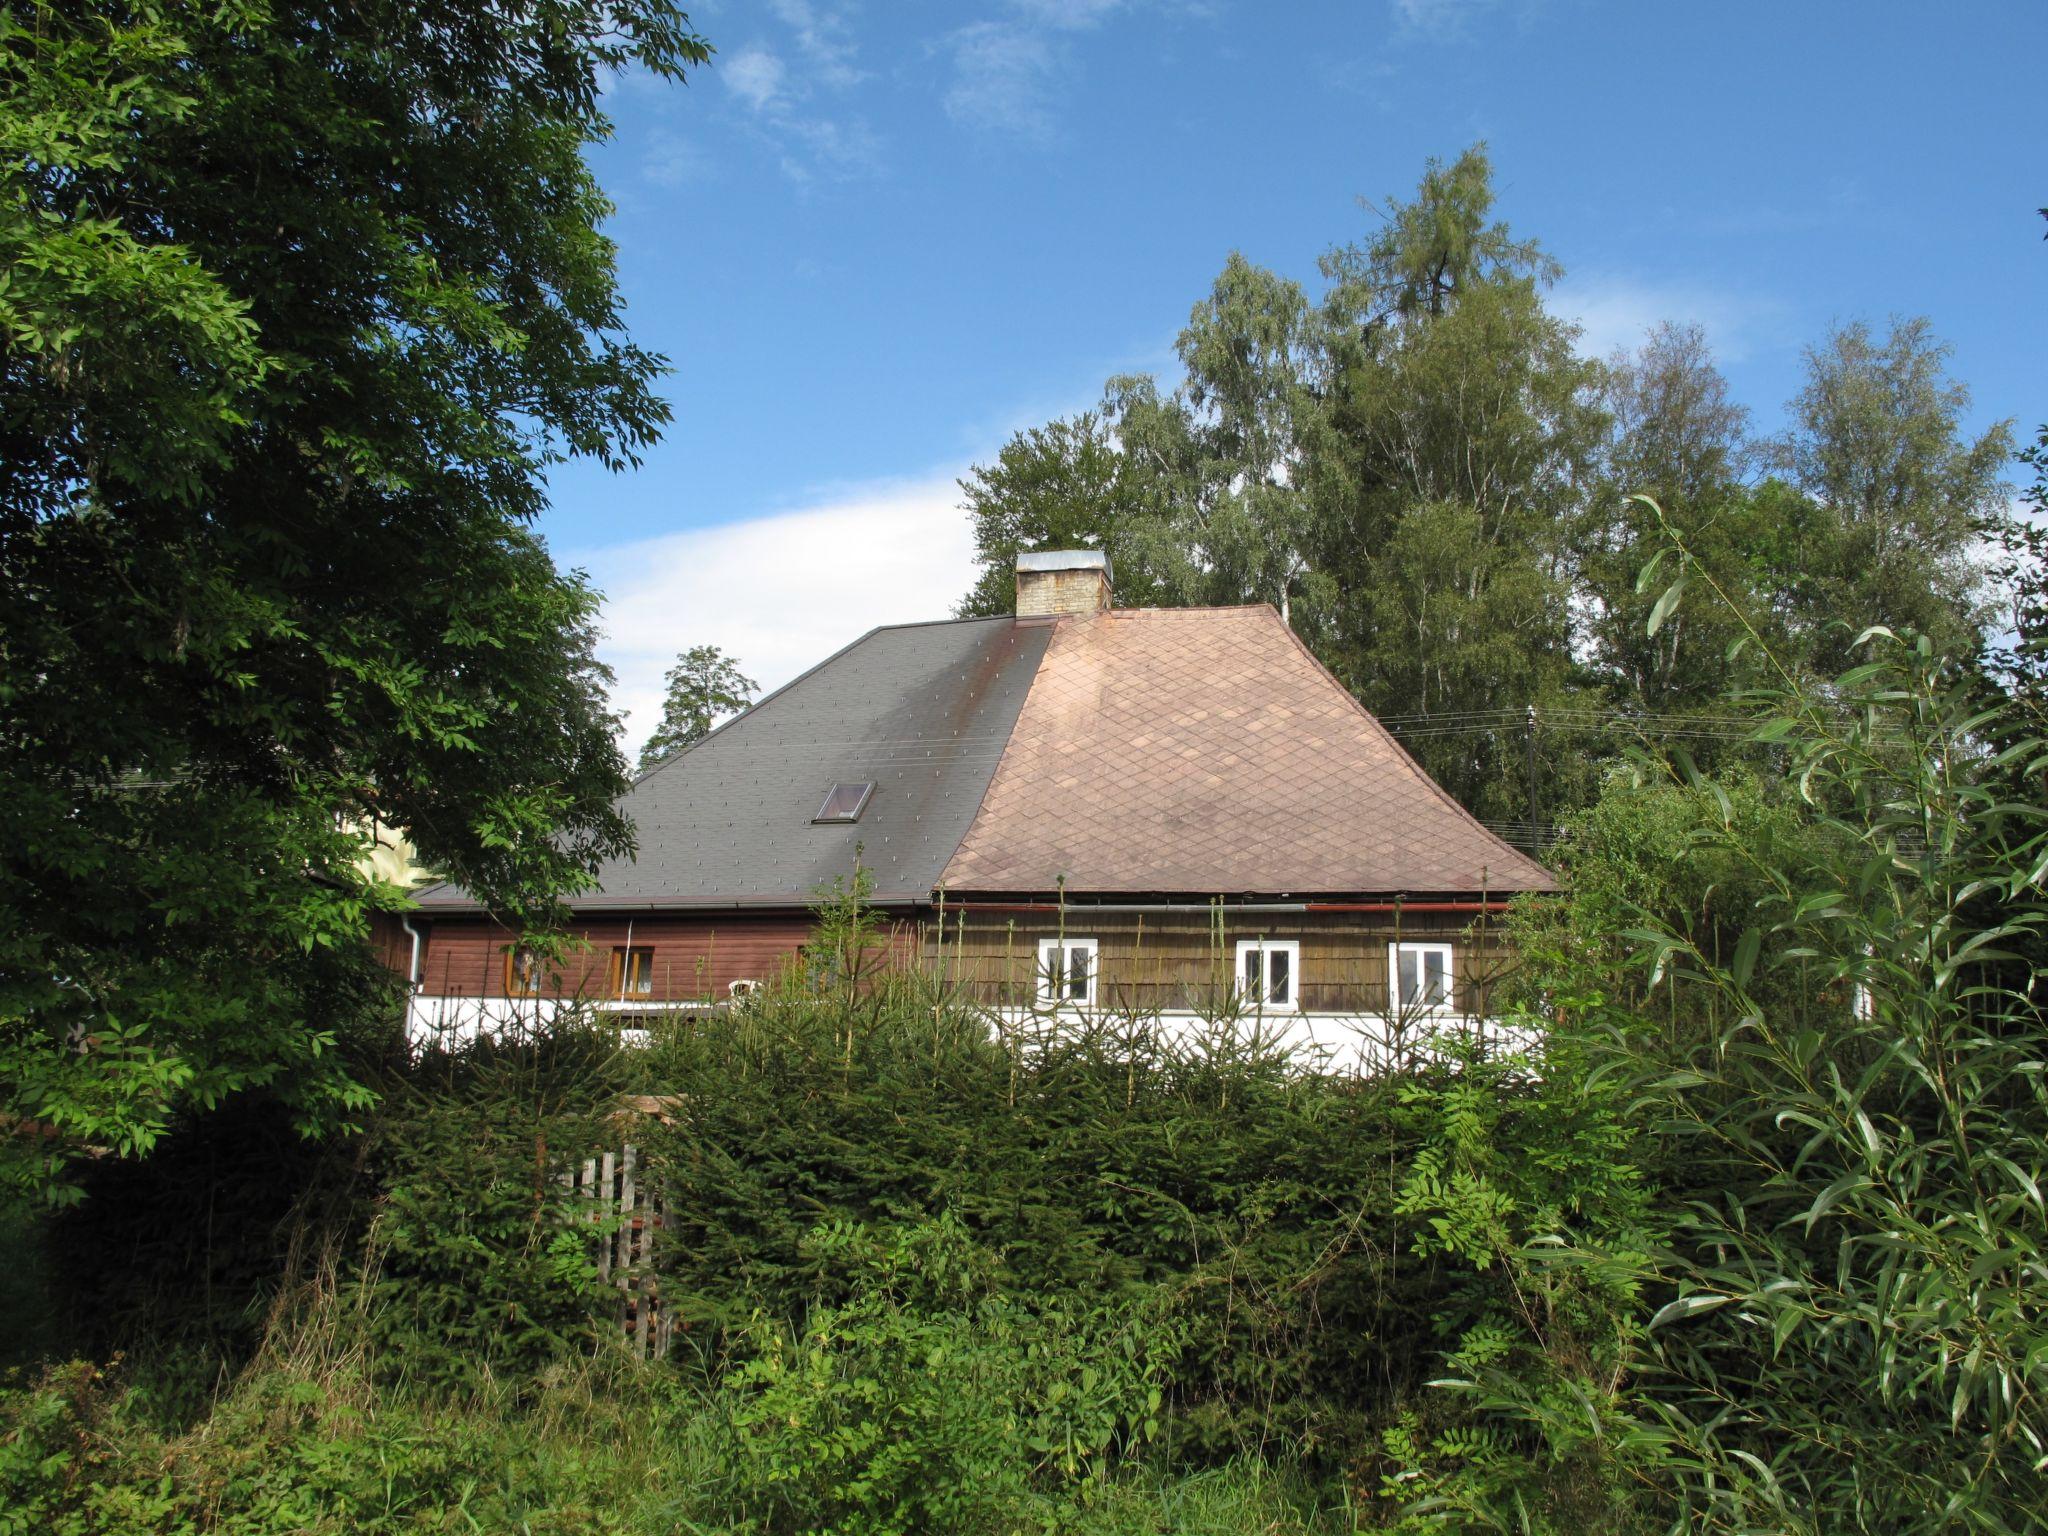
[557,0,2047,747]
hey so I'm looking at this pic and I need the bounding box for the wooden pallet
[562,1143,674,1358]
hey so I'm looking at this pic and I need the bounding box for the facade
[400,551,1555,1060]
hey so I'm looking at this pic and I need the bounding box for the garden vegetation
[5,616,2046,1532]
[4,1,2046,1530]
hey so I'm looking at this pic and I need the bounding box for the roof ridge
[420,616,1052,912]
[1101,604,1275,618]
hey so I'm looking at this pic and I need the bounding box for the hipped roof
[940,606,1554,897]
[416,604,1552,914]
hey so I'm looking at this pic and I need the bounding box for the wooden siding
[367,911,416,978]
[414,912,859,1001]
[924,906,1517,1016]
[404,903,1518,1016]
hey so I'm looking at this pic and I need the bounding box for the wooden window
[504,945,545,998]
[1035,937,1097,1007]
[1389,941,1454,1013]
[609,946,655,998]
[1235,938,1300,1013]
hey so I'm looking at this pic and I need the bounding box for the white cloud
[1551,273,1788,365]
[1391,0,1474,23]
[640,127,707,188]
[780,115,883,184]
[579,477,979,755]
[1389,0,1550,39]
[713,19,879,184]
[942,21,1060,140]
[723,47,789,113]
[940,0,1173,142]
[1010,0,1128,27]
[766,0,867,90]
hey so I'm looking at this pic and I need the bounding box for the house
[401,550,1555,1060]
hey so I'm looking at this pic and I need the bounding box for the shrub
[361,1022,630,1391]
[714,1213,1178,1534]
[1406,634,2048,1531]
[630,977,1448,1460]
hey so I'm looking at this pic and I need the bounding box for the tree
[1577,324,1776,712]
[1776,317,2012,672]
[0,2,709,1195]
[640,646,758,767]
[953,146,1609,822]
[1603,321,1752,510]
[954,412,1186,617]
[1123,255,1333,629]
[1312,146,1607,819]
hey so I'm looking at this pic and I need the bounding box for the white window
[1036,937,1098,1007]
[1389,942,1454,1014]
[1235,938,1300,1013]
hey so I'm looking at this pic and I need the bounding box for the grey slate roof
[415,616,1051,912]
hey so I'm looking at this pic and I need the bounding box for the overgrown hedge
[7,635,2047,1534]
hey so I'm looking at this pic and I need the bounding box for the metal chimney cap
[1015,548,1112,577]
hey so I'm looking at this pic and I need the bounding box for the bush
[1412,635,2048,1531]
[630,975,1452,1460]
[361,1023,632,1391]
[714,1213,1179,1534]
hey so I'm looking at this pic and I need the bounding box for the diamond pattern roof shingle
[939,606,1555,896]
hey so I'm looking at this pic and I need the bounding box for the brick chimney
[1015,549,1113,618]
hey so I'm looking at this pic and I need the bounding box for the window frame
[1035,936,1099,1008]
[1388,941,1456,1015]
[504,945,546,998]
[1234,937,1301,1014]
[812,781,875,824]
[607,945,656,999]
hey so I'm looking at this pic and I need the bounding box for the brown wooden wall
[367,911,416,977]
[412,911,892,1001]
[403,903,1515,1015]
[924,906,1516,1016]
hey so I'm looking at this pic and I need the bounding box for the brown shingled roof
[939,606,1556,897]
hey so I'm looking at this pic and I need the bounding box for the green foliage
[638,644,759,769]
[0,1353,722,1536]
[631,979,1455,1462]
[1611,637,2048,1527]
[955,145,1604,821]
[1777,317,2014,671]
[803,858,894,997]
[1369,1033,1657,1531]
[953,149,2019,837]
[0,1350,1347,1535]
[14,630,2048,1532]
[363,1026,630,1391]
[955,412,1191,617]
[35,1093,341,1408]
[715,1213,1181,1535]
[1424,623,2048,1530]
[0,0,710,1196]
[1315,154,1603,782]
[1981,421,2048,708]
[1575,324,1780,715]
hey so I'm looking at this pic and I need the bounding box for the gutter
[410,894,932,917]
[399,914,424,990]
[942,899,1514,915]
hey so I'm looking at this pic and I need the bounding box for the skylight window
[812,782,874,824]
